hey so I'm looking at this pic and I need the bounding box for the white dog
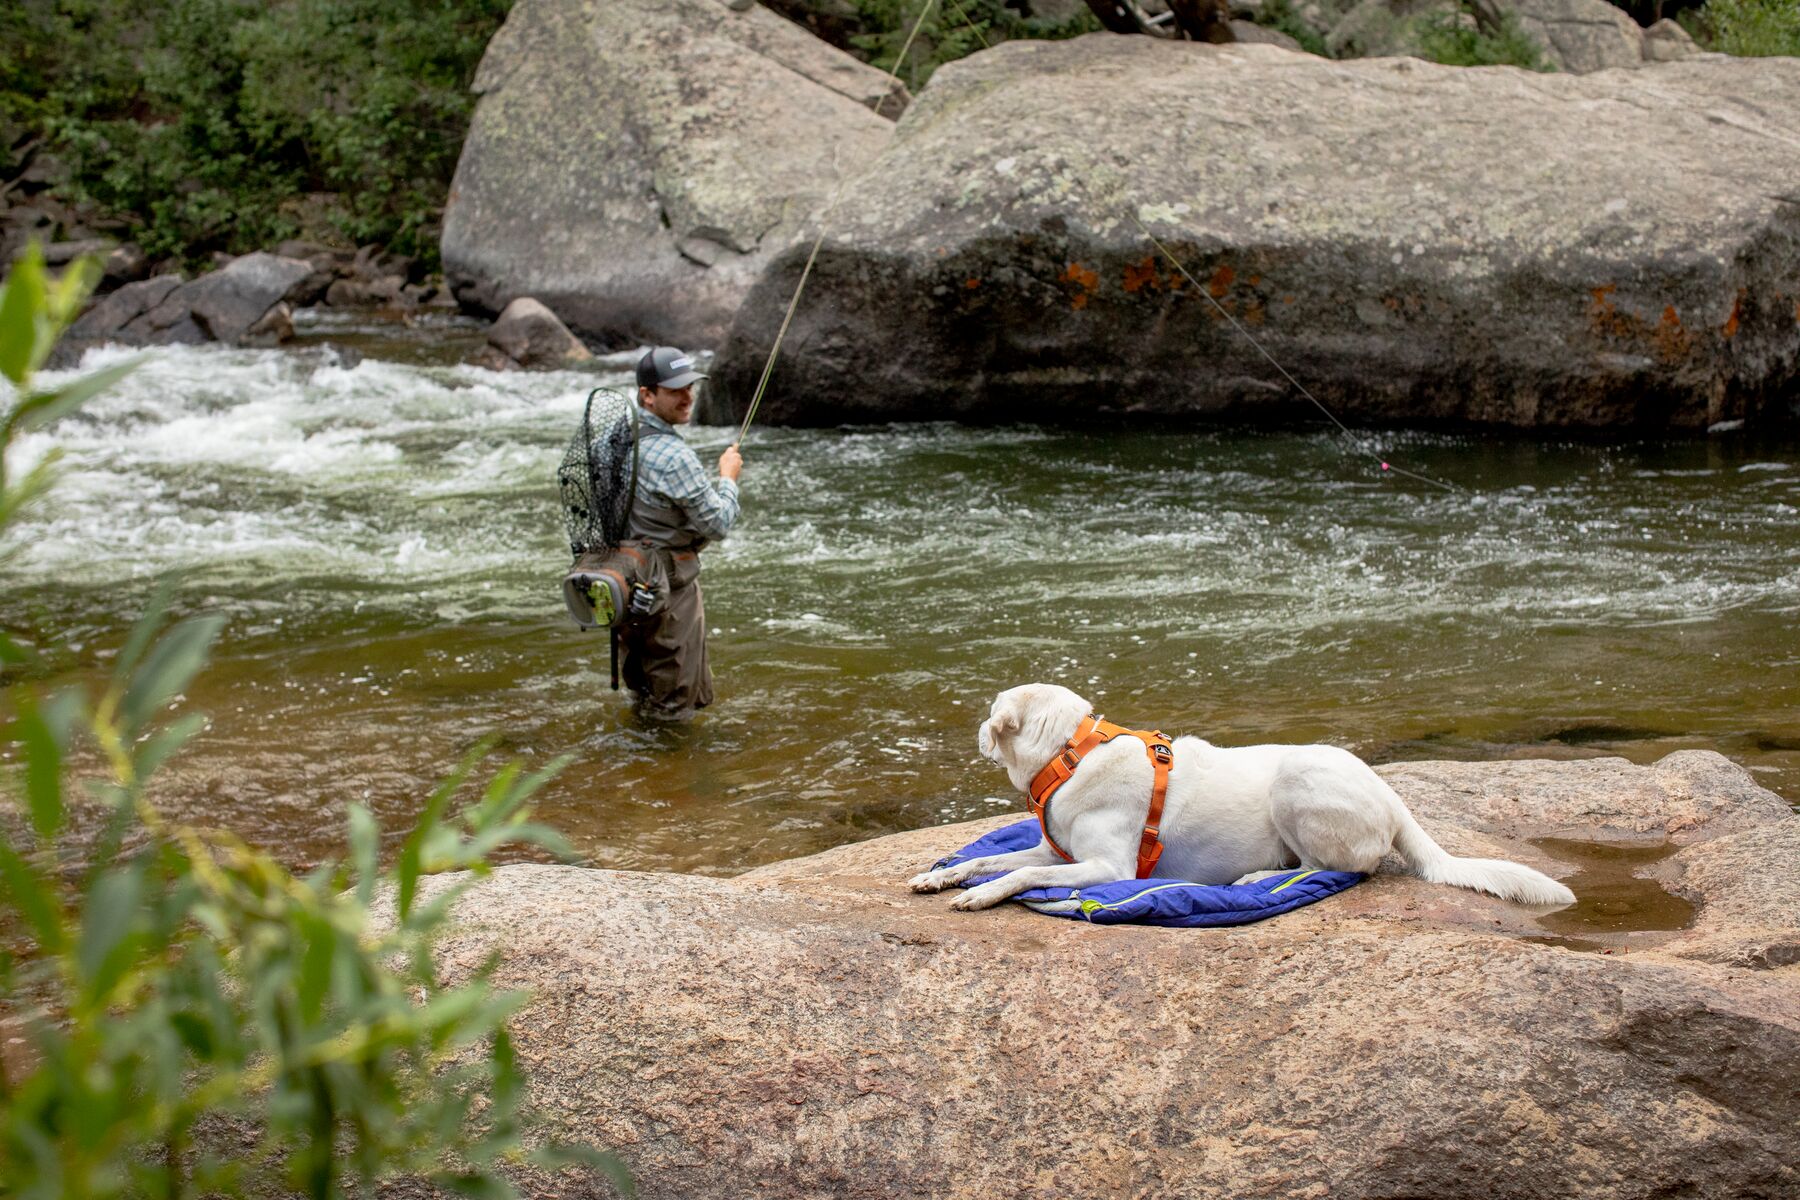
[909,683,1576,912]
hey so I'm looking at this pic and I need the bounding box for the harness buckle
[1151,743,1173,764]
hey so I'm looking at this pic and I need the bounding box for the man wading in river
[624,347,743,721]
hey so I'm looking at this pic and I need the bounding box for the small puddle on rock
[1520,838,1697,953]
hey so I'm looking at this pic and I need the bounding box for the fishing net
[557,387,638,557]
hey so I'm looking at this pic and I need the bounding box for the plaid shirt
[635,410,739,542]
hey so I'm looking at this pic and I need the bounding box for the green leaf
[0,244,49,385]
[10,359,142,434]
[0,838,66,955]
[46,255,103,326]
[348,802,379,909]
[112,578,177,685]
[398,740,491,921]
[134,711,208,779]
[14,696,65,842]
[170,1010,216,1057]
[77,864,144,1003]
[296,915,334,1023]
[0,629,32,667]
[119,613,224,734]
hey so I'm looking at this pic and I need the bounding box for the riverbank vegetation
[0,249,622,1196]
[1,0,510,271]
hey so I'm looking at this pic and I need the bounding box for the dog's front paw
[950,883,1006,911]
[908,869,953,893]
[1232,869,1290,886]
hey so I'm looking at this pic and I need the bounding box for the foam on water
[4,334,1798,872]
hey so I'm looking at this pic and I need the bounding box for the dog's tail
[1390,803,1575,907]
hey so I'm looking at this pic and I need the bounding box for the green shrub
[1702,0,1800,55]
[850,0,1099,92]
[1416,7,1553,69]
[0,0,512,269]
[1254,0,1331,57]
[0,250,625,1198]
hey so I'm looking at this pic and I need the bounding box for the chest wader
[557,388,671,689]
[616,425,713,714]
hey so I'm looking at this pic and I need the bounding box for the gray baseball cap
[637,346,707,390]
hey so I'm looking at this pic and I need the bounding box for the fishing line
[736,0,940,444]
[1129,213,1459,492]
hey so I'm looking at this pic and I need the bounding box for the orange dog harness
[1027,714,1173,879]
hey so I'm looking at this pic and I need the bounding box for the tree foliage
[0,250,625,1198]
[1700,0,1800,55]
[0,0,513,269]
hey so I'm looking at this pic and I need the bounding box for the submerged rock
[712,37,1800,431]
[413,751,1798,1198]
[441,0,904,348]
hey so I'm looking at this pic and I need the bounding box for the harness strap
[1027,714,1173,879]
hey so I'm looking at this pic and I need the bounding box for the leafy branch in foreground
[0,246,628,1198]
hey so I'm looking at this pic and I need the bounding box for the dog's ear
[990,708,1020,736]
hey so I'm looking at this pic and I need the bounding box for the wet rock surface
[412,751,1799,1198]
[440,0,903,349]
[713,36,1800,431]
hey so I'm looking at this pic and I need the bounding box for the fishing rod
[931,3,1450,492]
[736,2,1459,494]
[735,0,940,445]
[1128,213,1459,492]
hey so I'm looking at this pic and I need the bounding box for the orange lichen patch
[1588,284,1635,339]
[1245,299,1266,326]
[1721,289,1745,339]
[1062,262,1099,310]
[1249,275,1262,287]
[964,277,981,290]
[1282,295,1295,305]
[1122,256,1161,294]
[1654,305,1690,363]
[1208,265,1236,298]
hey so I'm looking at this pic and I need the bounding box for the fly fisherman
[623,346,743,721]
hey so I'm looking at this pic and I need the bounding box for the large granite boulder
[440,0,904,349]
[412,751,1798,1198]
[712,36,1800,431]
[56,252,312,362]
[1476,0,1649,71]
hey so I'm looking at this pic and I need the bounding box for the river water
[5,314,1798,874]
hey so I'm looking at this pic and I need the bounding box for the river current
[5,315,1798,873]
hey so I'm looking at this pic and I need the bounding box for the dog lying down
[909,683,1576,913]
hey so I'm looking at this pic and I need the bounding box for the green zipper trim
[1268,869,1320,894]
[1078,881,1196,917]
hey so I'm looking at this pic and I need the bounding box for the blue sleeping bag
[934,819,1363,927]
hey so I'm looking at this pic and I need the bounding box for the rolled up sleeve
[669,463,739,541]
